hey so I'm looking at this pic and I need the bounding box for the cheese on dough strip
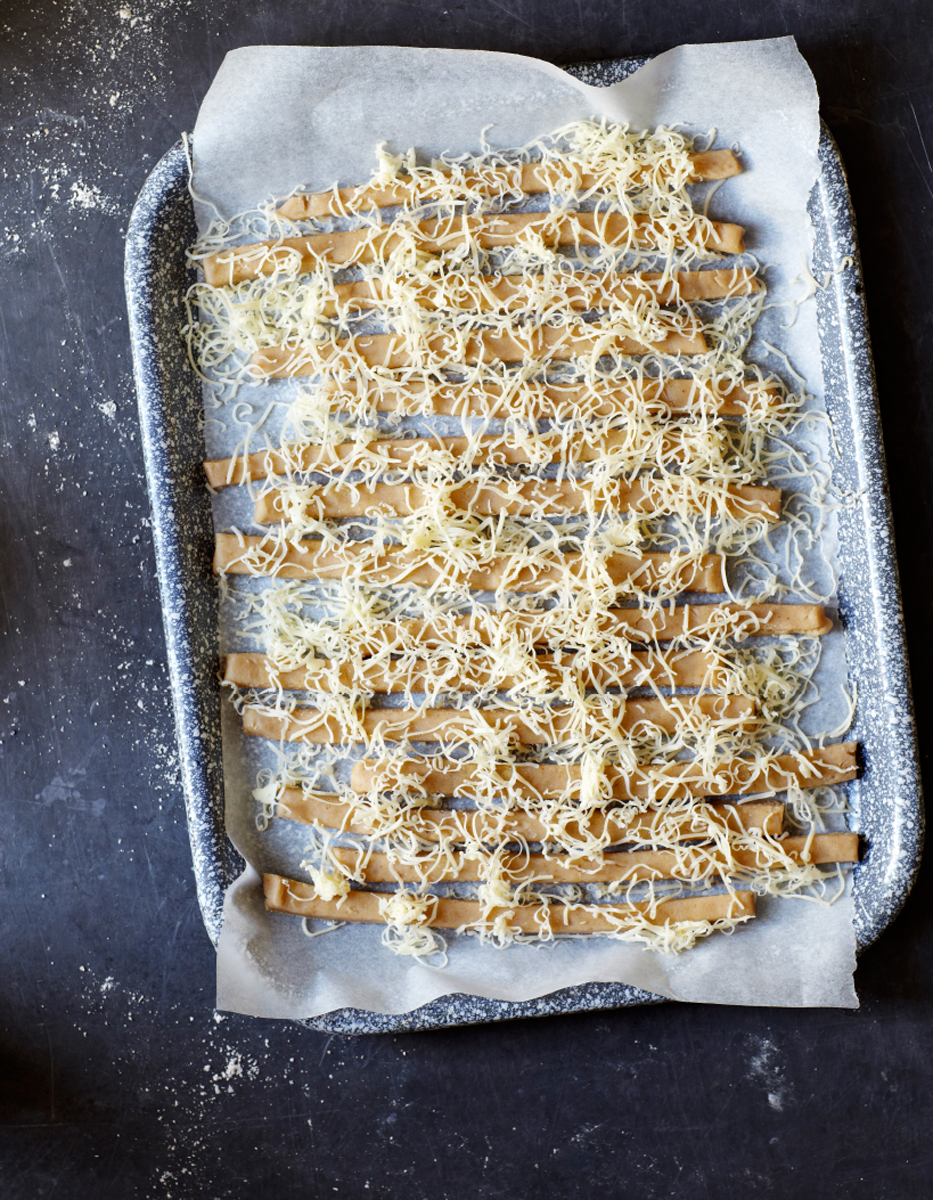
[214,534,726,593]
[311,375,783,419]
[203,211,745,286]
[250,324,708,379]
[276,150,743,219]
[223,648,721,693]
[350,741,859,800]
[276,792,785,843]
[371,603,832,650]
[263,874,757,932]
[206,419,734,489]
[241,694,756,744]
[254,479,781,523]
[329,833,859,884]
[323,268,760,317]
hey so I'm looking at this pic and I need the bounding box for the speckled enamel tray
[125,59,922,1033]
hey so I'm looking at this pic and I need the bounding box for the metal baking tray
[124,58,923,1032]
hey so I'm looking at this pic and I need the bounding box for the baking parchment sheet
[191,37,860,1016]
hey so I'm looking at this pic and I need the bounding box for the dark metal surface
[4,2,933,1195]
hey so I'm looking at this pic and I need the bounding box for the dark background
[2,2,931,1196]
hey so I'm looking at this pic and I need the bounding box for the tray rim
[124,63,923,1033]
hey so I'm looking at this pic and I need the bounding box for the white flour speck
[68,180,119,216]
[216,1053,243,1082]
[746,1035,794,1112]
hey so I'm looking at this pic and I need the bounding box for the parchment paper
[191,37,859,1016]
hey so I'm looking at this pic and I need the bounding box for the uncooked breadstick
[276,150,743,220]
[322,267,761,318]
[241,694,757,744]
[204,410,755,489]
[263,874,756,932]
[203,379,782,489]
[203,211,745,286]
[223,647,723,693]
[276,791,785,843]
[309,375,784,420]
[253,478,781,523]
[329,832,859,884]
[206,428,692,489]
[349,741,859,800]
[250,323,708,379]
[369,603,833,650]
[213,534,727,593]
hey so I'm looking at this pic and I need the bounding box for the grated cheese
[192,117,858,961]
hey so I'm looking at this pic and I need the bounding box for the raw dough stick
[202,212,745,286]
[263,874,757,932]
[349,741,859,800]
[329,832,860,884]
[213,534,726,593]
[241,694,757,744]
[250,324,708,379]
[223,648,722,693]
[276,150,743,219]
[206,422,729,489]
[324,267,761,317]
[375,603,833,649]
[253,479,781,523]
[312,375,783,419]
[276,792,785,842]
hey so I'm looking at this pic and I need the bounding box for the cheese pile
[188,119,858,960]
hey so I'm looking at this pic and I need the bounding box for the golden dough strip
[241,694,757,745]
[350,741,859,801]
[254,479,781,524]
[203,378,783,489]
[213,534,726,593]
[223,648,722,693]
[250,323,708,379]
[276,792,785,843]
[206,427,710,489]
[377,603,833,650]
[324,267,760,317]
[263,875,757,932]
[277,150,743,219]
[203,211,745,286]
[313,375,783,420]
[330,833,860,884]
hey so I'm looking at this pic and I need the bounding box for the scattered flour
[68,180,121,217]
[746,1034,795,1112]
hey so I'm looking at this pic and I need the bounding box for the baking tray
[124,58,923,1032]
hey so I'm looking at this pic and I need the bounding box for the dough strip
[253,478,781,523]
[349,741,859,800]
[276,792,785,843]
[213,534,726,592]
[241,694,757,744]
[263,875,757,932]
[222,647,723,693]
[203,211,745,286]
[329,832,860,884]
[276,150,743,219]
